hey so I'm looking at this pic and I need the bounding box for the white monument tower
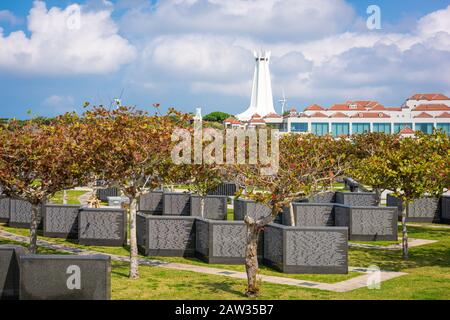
[237,51,277,121]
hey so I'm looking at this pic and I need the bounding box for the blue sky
[0,0,449,118]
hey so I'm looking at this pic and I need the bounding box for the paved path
[0,229,407,293]
[349,238,437,250]
[77,189,94,206]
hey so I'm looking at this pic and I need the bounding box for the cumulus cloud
[42,94,76,113]
[0,1,136,74]
[120,0,356,41]
[0,10,22,25]
[3,0,450,115]
[417,5,450,35]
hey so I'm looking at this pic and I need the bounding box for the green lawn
[50,190,89,205]
[1,223,450,300]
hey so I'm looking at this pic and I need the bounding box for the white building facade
[228,94,450,136]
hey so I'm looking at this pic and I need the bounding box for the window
[373,123,391,134]
[415,123,434,134]
[331,123,349,137]
[394,123,412,133]
[291,123,308,132]
[312,123,329,136]
[437,123,450,134]
[352,123,370,134]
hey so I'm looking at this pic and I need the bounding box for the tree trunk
[374,188,381,206]
[63,190,68,205]
[129,196,139,279]
[289,202,295,226]
[29,203,41,254]
[401,204,409,259]
[244,221,261,297]
[200,196,205,218]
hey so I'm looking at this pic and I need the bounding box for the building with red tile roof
[229,93,450,136]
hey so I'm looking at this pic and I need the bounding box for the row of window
[290,122,450,136]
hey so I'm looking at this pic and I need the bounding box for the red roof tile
[251,113,262,118]
[414,112,433,118]
[224,117,242,125]
[436,112,450,118]
[248,118,266,124]
[347,101,384,109]
[409,93,449,101]
[304,104,324,111]
[399,127,415,134]
[329,103,366,111]
[309,112,328,118]
[330,112,348,118]
[350,112,390,118]
[384,107,402,111]
[263,113,282,119]
[412,104,450,111]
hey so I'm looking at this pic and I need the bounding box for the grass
[50,190,89,205]
[227,208,234,221]
[2,223,450,299]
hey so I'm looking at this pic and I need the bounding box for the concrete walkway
[0,229,407,293]
[349,238,437,250]
[77,189,94,206]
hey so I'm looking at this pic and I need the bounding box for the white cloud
[42,94,76,112]
[417,5,450,35]
[0,1,136,74]
[120,0,356,41]
[0,10,22,25]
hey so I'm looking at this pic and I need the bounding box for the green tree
[230,133,352,297]
[0,114,89,253]
[384,131,450,258]
[203,111,231,122]
[350,133,401,204]
[81,105,188,278]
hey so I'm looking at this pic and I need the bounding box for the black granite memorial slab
[162,193,191,216]
[195,218,264,264]
[335,191,377,207]
[8,199,43,229]
[137,214,196,257]
[43,204,81,239]
[190,195,227,220]
[263,224,348,274]
[138,190,163,213]
[78,208,127,246]
[387,194,440,223]
[282,203,335,227]
[0,245,27,300]
[441,196,450,224]
[20,254,111,300]
[334,204,398,241]
[0,196,10,223]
